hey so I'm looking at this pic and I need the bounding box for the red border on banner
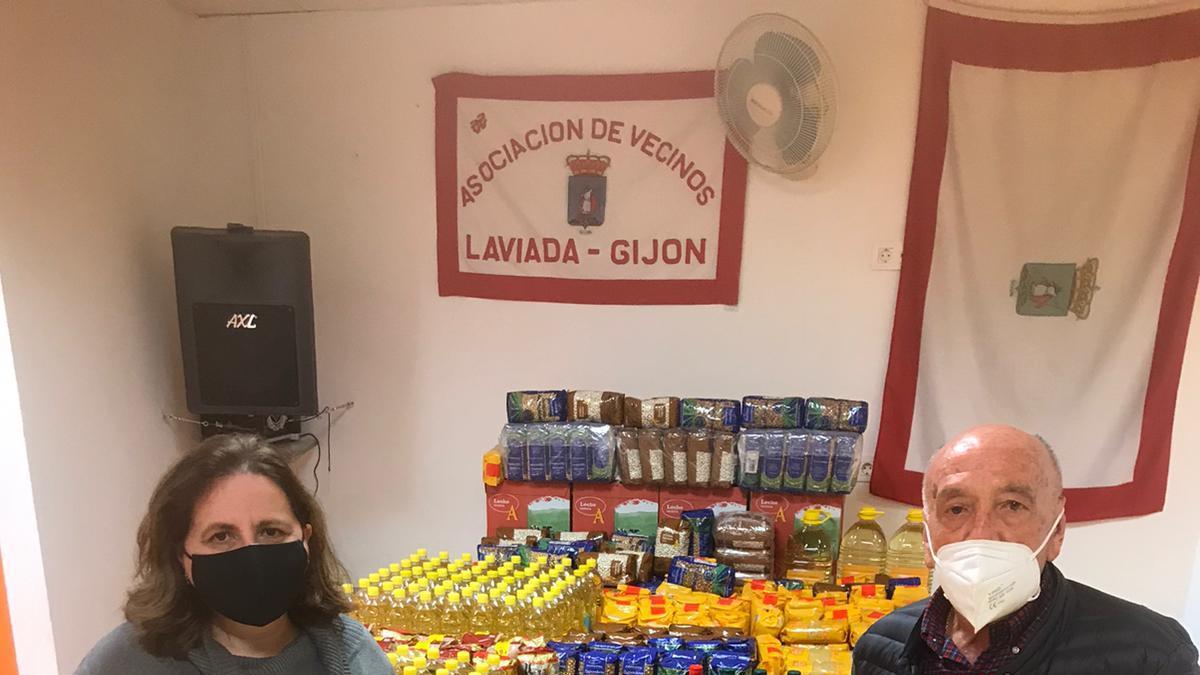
[871,8,1200,521]
[433,71,748,305]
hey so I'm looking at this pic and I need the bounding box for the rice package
[666,556,735,597]
[507,390,568,423]
[803,397,868,433]
[527,424,550,481]
[501,425,528,480]
[568,425,592,481]
[636,397,680,429]
[686,431,713,487]
[737,432,764,490]
[782,431,809,493]
[663,430,689,486]
[714,511,773,551]
[548,425,571,481]
[616,428,643,485]
[830,431,862,494]
[589,425,617,482]
[740,396,804,429]
[760,432,785,490]
[710,432,737,488]
[637,429,665,486]
[805,432,833,493]
[654,519,691,575]
[680,509,716,557]
[568,390,626,425]
[680,398,741,432]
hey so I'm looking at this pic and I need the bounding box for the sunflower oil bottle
[413,591,436,634]
[887,508,931,587]
[444,591,467,635]
[787,507,834,585]
[363,586,383,626]
[837,506,888,584]
[496,595,519,638]
[393,646,414,672]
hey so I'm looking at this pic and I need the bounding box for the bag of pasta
[673,600,718,628]
[601,592,639,626]
[750,593,785,636]
[709,596,751,633]
[755,635,784,675]
[784,598,822,624]
[638,594,676,629]
[780,618,848,645]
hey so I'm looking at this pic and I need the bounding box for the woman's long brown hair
[123,433,350,658]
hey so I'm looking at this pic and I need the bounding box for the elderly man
[854,424,1198,674]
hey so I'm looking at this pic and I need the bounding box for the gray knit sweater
[74,615,392,675]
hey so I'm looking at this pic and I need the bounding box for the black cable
[300,432,323,495]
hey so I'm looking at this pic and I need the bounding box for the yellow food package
[849,621,871,647]
[616,584,650,597]
[853,598,895,616]
[752,598,785,636]
[756,635,784,675]
[740,579,777,600]
[891,585,929,607]
[780,618,848,645]
[638,595,675,628]
[655,582,692,598]
[601,593,638,625]
[710,596,751,632]
[782,647,811,673]
[824,606,861,623]
[850,584,887,603]
[784,598,822,623]
[676,591,717,607]
[674,600,717,627]
[816,591,849,604]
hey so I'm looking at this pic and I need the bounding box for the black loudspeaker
[171,224,318,420]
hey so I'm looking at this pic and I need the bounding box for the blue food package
[588,424,616,482]
[541,539,598,558]
[648,636,685,653]
[548,642,583,675]
[502,424,528,481]
[830,431,861,494]
[568,425,592,481]
[657,649,705,675]
[722,638,756,656]
[708,651,753,675]
[760,432,784,490]
[684,639,722,655]
[477,543,520,561]
[737,431,764,490]
[805,432,833,493]
[740,396,804,429]
[582,650,622,675]
[803,397,868,433]
[666,556,735,597]
[619,647,657,675]
[680,509,716,557]
[782,430,809,493]
[680,398,741,432]
[507,390,568,423]
[548,425,571,481]
[526,424,550,481]
[588,642,625,654]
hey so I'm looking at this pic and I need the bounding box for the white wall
[0,1,255,671]
[229,0,1200,636]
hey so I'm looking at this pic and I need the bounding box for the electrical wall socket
[872,242,902,270]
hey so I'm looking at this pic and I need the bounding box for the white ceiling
[166,0,558,17]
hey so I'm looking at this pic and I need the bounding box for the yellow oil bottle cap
[907,508,924,523]
[391,576,403,585]
[393,588,406,600]
[407,584,420,595]
[368,573,381,584]
[457,651,470,664]
[342,583,353,594]
[382,582,395,593]
[419,591,432,602]
[504,595,517,607]
[404,668,418,675]
[414,657,428,670]
[476,665,490,675]
[516,589,528,601]
[801,507,826,526]
[358,578,370,589]
[488,653,502,665]
[448,591,462,603]
[533,597,545,609]
[509,555,522,564]
[461,553,473,562]
[388,654,399,665]
[489,588,502,600]
[427,647,441,661]
[367,587,380,597]
[390,563,402,573]
[417,548,428,557]
[858,506,884,520]
[401,559,413,569]
[397,645,411,657]
[476,593,489,604]
[484,554,497,564]
[437,670,449,675]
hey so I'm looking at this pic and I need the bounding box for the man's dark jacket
[854,564,1199,674]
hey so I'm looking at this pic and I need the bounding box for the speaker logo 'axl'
[226,313,258,329]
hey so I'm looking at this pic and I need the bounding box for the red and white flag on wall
[872,4,1200,521]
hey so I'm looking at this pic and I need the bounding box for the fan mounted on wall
[716,14,838,177]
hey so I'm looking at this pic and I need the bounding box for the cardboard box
[485,481,571,538]
[659,486,750,521]
[748,492,845,577]
[571,483,660,536]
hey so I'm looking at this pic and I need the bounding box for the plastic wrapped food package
[737,432,764,490]
[507,390,568,423]
[686,431,713,487]
[710,432,737,488]
[637,397,680,429]
[680,398,741,432]
[782,431,809,493]
[805,433,833,493]
[581,649,622,675]
[548,425,571,481]
[709,596,751,633]
[637,430,665,486]
[656,650,704,675]
[666,556,735,597]
[714,512,773,551]
[527,424,550,481]
[654,519,691,575]
[741,396,805,429]
[779,619,848,645]
[569,425,592,482]
[803,398,868,434]
[568,391,626,425]
[618,646,656,675]
[672,601,717,628]
[708,650,753,675]
[760,432,785,490]
[663,430,689,486]
[588,425,617,482]
[637,596,675,629]
[584,552,638,586]
[616,428,643,485]
[715,547,774,575]
[501,425,528,481]
[681,509,716,557]
[830,432,862,494]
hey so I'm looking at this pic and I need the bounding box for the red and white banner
[872,6,1200,521]
[434,71,747,305]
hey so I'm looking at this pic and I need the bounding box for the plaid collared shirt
[916,565,1057,673]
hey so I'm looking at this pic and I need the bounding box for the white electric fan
[715,14,838,177]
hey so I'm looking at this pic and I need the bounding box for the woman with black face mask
[75,434,392,674]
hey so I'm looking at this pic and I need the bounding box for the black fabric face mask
[186,540,309,627]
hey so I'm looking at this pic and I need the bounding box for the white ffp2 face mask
[926,510,1064,633]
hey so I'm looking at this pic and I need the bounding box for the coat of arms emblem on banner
[566,152,610,232]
